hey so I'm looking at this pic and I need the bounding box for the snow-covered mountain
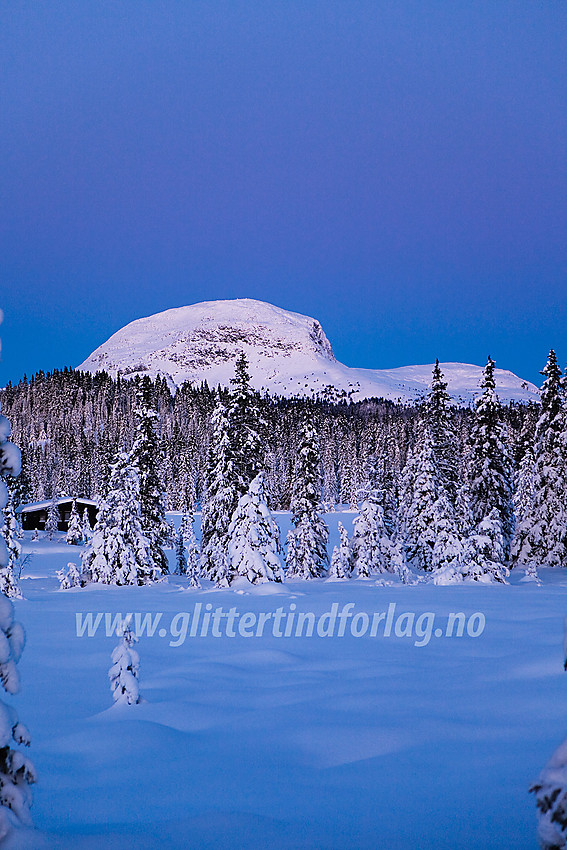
[77,299,539,405]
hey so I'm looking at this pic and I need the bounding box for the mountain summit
[77,298,539,404]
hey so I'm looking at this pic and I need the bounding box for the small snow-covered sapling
[109,625,142,706]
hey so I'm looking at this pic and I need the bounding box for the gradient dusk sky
[1,1,566,387]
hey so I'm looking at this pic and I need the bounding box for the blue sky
[1,1,566,386]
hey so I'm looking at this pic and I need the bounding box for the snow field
[6,515,566,848]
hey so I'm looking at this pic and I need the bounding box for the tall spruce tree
[401,427,439,571]
[532,745,567,849]
[174,526,187,577]
[129,376,169,574]
[532,727,567,848]
[227,473,283,584]
[350,498,389,578]
[510,447,536,563]
[321,435,338,511]
[0,396,35,835]
[286,419,329,579]
[468,356,514,559]
[431,491,463,581]
[513,350,567,567]
[461,508,509,584]
[329,522,352,579]
[96,429,115,501]
[81,507,92,541]
[81,452,160,586]
[65,499,83,545]
[0,495,21,599]
[398,446,417,540]
[514,446,536,525]
[200,395,238,579]
[426,360,458,504]
[339,436,360,510]
[45,495,60,540]
[176,511,201,587]
[5,445,31,509]
[366,449,398,537]
[229,352,264,496]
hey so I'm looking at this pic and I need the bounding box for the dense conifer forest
[0,364,536,515]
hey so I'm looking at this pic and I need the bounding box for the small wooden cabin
[19,499,98,532]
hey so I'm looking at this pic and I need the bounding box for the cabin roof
[19,498,98,513]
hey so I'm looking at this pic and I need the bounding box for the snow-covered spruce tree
[181,512,201,587]
[229,352,265,496]
[179,511,197,545]
[95,429,115,502]
[468,357,514,560]
[510,446,536,564]
[176,449,197,514]
[531,737,567,848]
[0,596,35,836]
[65,499,83,545]
[4,449,31,513]
[175,512,201,587]
[461,508,509,584]
[174,527,187,576]
[455,480,473,538]
[265,449,285,511]
[351,498,389,578]
[321,436,338,511]
[432,492,462,569]
[351,490,412,582]
[521,561,542,585]
[426,360,459,504]
[81,507,92,541]
[109,625,141,706]
[328,522,352,579]
[339,441,360,510]
[0,495,21,599]
[329,546,344,579]
[57,562,86,589]
[530,620,567,841]
[388,541,412,584]
[45,495,60,540]
[397,446,417,538]
[200,395,238,580]
[513,351,567,568]
[208,546,231,588]
[186,553,201,589]
[431,492,464,584]
[0,398,35,835]
[129,376,169,575]
[227,473,283,584]
[401,428,438,571]
[514,446,536,526]
[366,449,398,537]
[285,529,298,578]
[286,419,329,579]
[81,452,160,586]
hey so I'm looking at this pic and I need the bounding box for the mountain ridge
[77,299,539,405]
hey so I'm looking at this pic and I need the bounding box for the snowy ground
[7,513,567,848]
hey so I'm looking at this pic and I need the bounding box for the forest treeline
[0,363,535,515]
